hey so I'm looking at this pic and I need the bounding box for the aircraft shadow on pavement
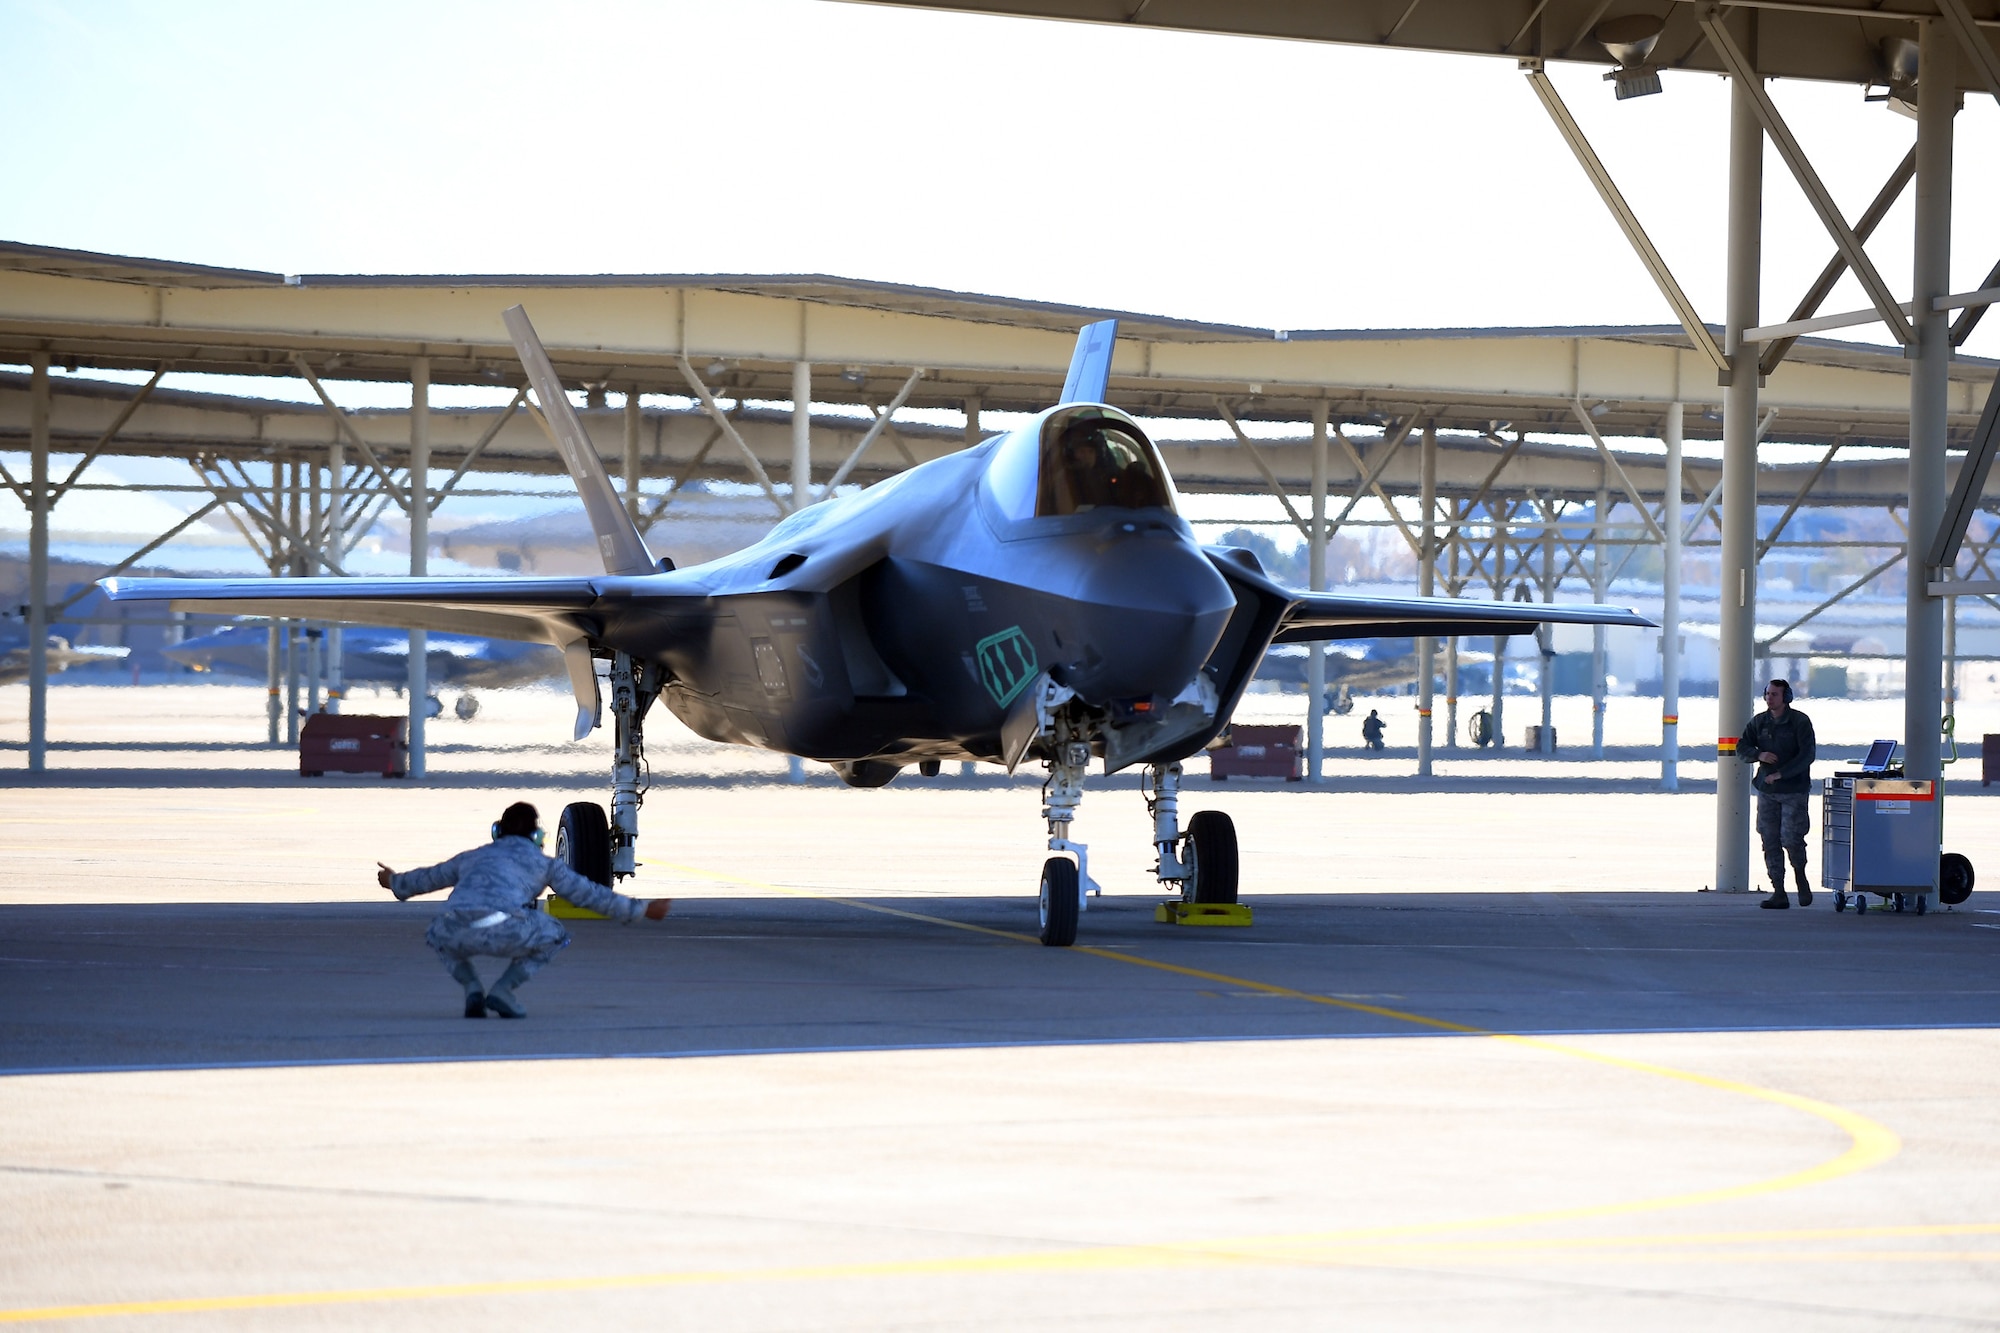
[2,891,1993,1075]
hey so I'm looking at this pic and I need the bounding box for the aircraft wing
[1272,589,1654,644]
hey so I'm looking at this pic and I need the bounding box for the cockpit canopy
[984,405,1178,523]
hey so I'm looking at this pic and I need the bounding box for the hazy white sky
[5,0,1999,358]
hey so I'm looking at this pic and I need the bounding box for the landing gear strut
[1148,761,1238,905]
[1039,706,1099,946]
[607,651,660,880]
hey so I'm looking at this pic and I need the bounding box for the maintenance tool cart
[1821,739,1974,915]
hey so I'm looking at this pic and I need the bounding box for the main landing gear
[555,651,660,905]
[1034,712,1241,948]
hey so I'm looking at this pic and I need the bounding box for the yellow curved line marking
[0,862,1907,1323]
[643,860,1900,1230]
[6,1222,1996,1323]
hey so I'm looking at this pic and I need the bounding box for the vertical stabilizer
[1059,318,1119,405]
[503,305,658,577]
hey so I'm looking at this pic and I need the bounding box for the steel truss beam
[675,356,787,516]
[1702,13,1913,346]
[1760,148,1915,378]
[1523,63,1729,375]
[1216,401,1312,541]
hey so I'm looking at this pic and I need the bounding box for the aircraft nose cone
[1062,534,1236,702]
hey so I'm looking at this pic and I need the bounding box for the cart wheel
[1895,893,1906,913]
[1834,891,1847,913]
[1917,894,1928,915]
[1856,896,1867,914]
[1941,852,1974,905]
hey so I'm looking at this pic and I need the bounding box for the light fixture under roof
[1595,14,1665,100]
[1865,36,1921,119]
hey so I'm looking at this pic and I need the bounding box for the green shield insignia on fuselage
[975,626,1038,709]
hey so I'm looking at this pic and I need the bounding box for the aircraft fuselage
[589,416,1246,773]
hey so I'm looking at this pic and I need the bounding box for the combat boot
[447,959,485,1018]
[1759,886,1791,909]
[1793,865,1813,906]
[483,961,532,1019]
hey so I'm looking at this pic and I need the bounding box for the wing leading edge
[1273,589,1655,644]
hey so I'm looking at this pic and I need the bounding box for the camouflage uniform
[1738,707,1818,892]
[390,835,649,984]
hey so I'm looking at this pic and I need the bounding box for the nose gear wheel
[1039,857,1080,946]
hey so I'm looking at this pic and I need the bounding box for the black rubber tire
[556,801,613,888]
[1185,810,1240,905]
[1941,852,1975,905]
[1834,891,1847,913]
[1038,857,1079,947]
[1917,894,1928,915]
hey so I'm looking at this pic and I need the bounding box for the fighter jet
[164,622,561,718]
[0,635,129,686]
[104,309,1651,945]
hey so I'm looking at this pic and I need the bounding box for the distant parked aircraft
[0,635,129,686]
[163,623,561,718]
[1257,640,1501,714]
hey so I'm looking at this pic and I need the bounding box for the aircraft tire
[1941,852,1974,905]
[1185,810,1239,905]
[1039,857,1079,947]
[556,801,613,888]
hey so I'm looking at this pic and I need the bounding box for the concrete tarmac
[4,688,2000,1328]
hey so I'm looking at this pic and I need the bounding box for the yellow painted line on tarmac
[0,860,1913,1323]
[7,1219,1998,1323]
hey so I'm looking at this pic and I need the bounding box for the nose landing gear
[1030,691,1249,943]
[1039,724,1098,947]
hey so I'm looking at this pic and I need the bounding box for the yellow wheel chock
[1155,901,1254,927]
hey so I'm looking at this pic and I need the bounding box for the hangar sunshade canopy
[0,239,1988,454]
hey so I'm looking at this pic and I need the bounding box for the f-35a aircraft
[105,309,1650,945]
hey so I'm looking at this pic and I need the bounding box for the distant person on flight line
[1739,679,1818,909]
[376,801,669,1018]
[1361,709,1385,751]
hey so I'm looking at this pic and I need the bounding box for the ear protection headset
[1767,678,1793,702]
[491,821,546,848]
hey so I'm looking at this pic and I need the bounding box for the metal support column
[1592,472,1608,758]
[306,459,322,717]
[408,357,430,780]
[1306,402,1329,781]
[326,439,344,713]
[1416,422,1436,776]
[284,459,301,746]
[1662,402,1683,792]
[1491,498,1509,748]
[25,353,49,772]
[791,361,812,512]
[1716,62,1765,893]
[1445,502,1460,748]
[623,389,643,524]
[1905,20,1956,785]
[1539,514,1555,754]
